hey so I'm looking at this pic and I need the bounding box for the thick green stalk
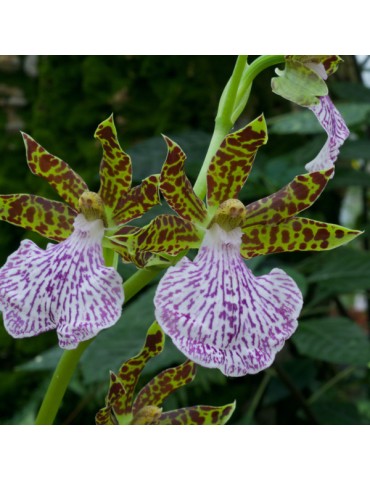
[193,55,247,199]
[244,371,271,424]
[193,55,284,200]
[35,266,159,425]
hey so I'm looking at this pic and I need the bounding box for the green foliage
[292,317,370,365]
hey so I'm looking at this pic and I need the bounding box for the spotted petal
[160,136,208,225]
[305,96,349,173]
[115,322,165,416]
[120,214,203,256]
[0,214,124,349]
[159,402,236,425]
[133,360,196,415]
[241,217,362,259]
[243,169,333,227]
[95,115,132,220]
[154,224,303,376]
[112,174,160,225]
[0,194,75,241]
[22,133,88,211]
[206,115,268,211]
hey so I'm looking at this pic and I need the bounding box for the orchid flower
[114,115,361,376]
[96,321,235,425]
[0,116,160,348]
[272,55,349,173]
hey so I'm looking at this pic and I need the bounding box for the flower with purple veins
[0,116,160,348]
[0,208,124,349]
[116,112,361,377]
[271,55,349,173]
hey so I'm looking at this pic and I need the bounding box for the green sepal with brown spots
[271,56,341,107]
[159,401,236,425]
[120,214,203,256]
[112,174,160,225]
[115,322,165,417]
[108,240,153,268]
[288,55,342,78]
[95,406,116,425]
[95,115,132,219]
[243,169,334,227]
[95,371,132,425]
[133,360,196,415]
[0,194,75,241]
[207,115,268,212]
[22,133,88,211]
[160,136,208,225]
[241,217,362,259]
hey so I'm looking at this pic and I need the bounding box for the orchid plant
[0,55,361,425]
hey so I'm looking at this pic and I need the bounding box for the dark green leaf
[298,248,370,302]
[127,130,210,183]
[292,317,370,366]
[310,401,364,425]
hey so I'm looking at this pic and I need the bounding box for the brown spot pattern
[243,169,333,227]
[207,115,267,208]
[95,116,132,210]
[160,136,208,224]
[133,360,196,415]
[113,174,160,224]
[134,214,203,255]
[22,133,88,211]
[241,216,361,259]
[0,193,75,241]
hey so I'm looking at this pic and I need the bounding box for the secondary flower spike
[271,55,349,173]
[0,212,124,349]
[96,322,236,425]
[118,115,361,376]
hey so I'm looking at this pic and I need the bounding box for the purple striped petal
[306,96,349,173]
[154,224,303,376]
[0,214,124,349]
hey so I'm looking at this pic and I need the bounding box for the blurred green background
[1,55,370,425]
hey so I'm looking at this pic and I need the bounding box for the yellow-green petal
[133,360,196,415]
[243,169,333,227]
[116,322,165,415]
[22,133,88,211]
[0,194,75,241]
[206,115,268,212]
[112,174,160,225]
[124,214,203,256]
[241,217,362,259]
[160,136,208,225]
[159,402,236,425]
[95,115,132,219]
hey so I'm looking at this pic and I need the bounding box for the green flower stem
[35,266,160,425]
[193,55,247,199]
[193,55,284,200]
[307,366,356,405]
[232,55,285,123]
[244,370,271,424]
